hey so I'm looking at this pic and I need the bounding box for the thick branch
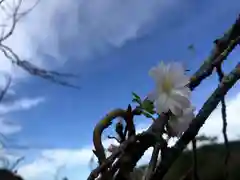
[189,15,240,90]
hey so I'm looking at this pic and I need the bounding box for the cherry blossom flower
[148,61,191,116]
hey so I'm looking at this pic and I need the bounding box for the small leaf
[141,100,155,114]
[132,92,141,100]
[132,98,141,104]
[132,92,142,105]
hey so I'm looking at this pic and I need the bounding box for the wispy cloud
[0,97,45,137]
[7,0,180,68]
[17,91,240,180]
[0,97,45,114]
[0,118,22,135]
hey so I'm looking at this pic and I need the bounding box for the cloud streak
[0,97,45,114]
[0,97,45,137]
[13,0,180,66]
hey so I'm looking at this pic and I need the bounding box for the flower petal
[170,91,191,109]
[155,93,169,114]
[147,91,158,101]
[149,64,165,83]
[174,87,191,98]
[167,98,183,116]
[169,62,185,75]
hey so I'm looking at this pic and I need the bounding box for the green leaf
[141,100,155,114]
[132,92,142,105]
[132,92,141,100]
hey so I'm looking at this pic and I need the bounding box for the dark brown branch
[93,107,140,165]
[0,45,80,89]
[0,169,24,180]
[144,143,161,180]
[114,114,169,180]
[107,136,120,143]
[191,138,199,180]
[189,15,240,91]
[88,135,140,180]
[0,75,11,103]
[149,63,240,180]
[10,156,24,171]
[216,65,230,179]
[0,0,22,43]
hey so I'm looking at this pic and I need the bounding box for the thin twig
[192,138,199,180]
[0,45,80,89]
[107,136,120,143]
[216,64,230,179]
[0,75,11,103]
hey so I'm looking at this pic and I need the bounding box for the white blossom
[148,61,191,116]
[167,106,195,137]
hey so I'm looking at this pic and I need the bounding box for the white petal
[173,75,189,88]
[149,64,165,83]
[168,106,195,137]
[147,91,158,101]
[169,62,185,75]
[174,87,191,98]
[170,91,191,109]
[169,117,190,137]
[167,98,183,116]
[155,93,169,114]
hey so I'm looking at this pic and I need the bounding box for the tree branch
[216,64,230,179]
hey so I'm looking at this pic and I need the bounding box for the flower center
[162,76,173,94]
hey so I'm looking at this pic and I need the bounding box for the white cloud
[0,97,45,136]
[17,91,240,180]
[0,0,180,96]
[0,118,22,135]
[20,0,178,62]
[0,97,45,114]
[0,0,180,82]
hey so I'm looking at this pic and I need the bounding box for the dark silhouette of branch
[216,64,230,179]
[191,138,199,180]
[0,0,40,43]
[114,114,169,180]
[107,136,120,143]
[0,0,22,43]
[10,156,24,171]
[0,75,11,103]
[0,169,23,180]
[88,135,141,180]
[0,45,80,89]
[188,15,240,91]
[0,0,79,89]
[92,107,141,166]
[144,144,160,180]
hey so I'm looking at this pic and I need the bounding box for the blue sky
[0,0,240,179]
